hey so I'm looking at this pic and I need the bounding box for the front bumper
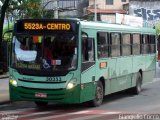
[9,84,80,104]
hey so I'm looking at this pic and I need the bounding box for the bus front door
[80,37,96,103]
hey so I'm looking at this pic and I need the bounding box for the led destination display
[24,22,71,31]
[15,19,78,33]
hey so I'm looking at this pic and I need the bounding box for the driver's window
[82,37,95,62]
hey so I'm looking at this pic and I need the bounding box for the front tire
[89,81,104,107]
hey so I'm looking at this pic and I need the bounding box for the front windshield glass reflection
[11,34,77,71]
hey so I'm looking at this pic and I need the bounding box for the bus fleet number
[46,77,62,82]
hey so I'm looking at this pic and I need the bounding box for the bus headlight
[66,79,77,90]
[9,79,18,87]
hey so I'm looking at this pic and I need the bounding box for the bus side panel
[143,54,156,83]
[97,58,133,95]
[108,58,118,93]
[106,57,133,94]
[116,57,133,91]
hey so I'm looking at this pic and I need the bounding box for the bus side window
[122,33,131,56]
[142,34,149,54]
[149,35,156,53]
[111,33,121,57]
[97,32,109,58]
[88,38,94,61]
[132,34,140,55]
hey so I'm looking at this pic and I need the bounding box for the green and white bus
[9,19,156,107]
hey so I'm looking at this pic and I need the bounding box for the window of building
[132,34,140,55]
[97,32,109,58]
[111,33,120,57]
[106,0,113,5]
[122,33,131,56]
[121,0,126,2]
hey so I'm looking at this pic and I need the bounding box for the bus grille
[18,79,66,84]
[17,86,66,100]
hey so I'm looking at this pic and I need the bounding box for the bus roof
[79,20,156,34]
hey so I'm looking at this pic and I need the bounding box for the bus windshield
[11,33,77,74]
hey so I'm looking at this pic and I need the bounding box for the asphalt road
[0,64,160,120]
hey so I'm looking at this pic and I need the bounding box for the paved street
[0,65,160,120]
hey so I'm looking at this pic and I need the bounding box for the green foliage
[3,22,13,33]
[3,23,13,41]
[22,0,42,19]
[155,22,160,35]
[5,0,43,19]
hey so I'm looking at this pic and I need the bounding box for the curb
[0,75,9,79]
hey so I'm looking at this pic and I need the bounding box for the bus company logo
[0,113,18,120]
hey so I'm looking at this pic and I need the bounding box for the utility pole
[54,0,58,19]
[94,0,97,21]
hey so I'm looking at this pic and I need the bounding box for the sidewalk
[0,73,10,105]
[0,73,9,79]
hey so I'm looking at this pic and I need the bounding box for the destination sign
[24,22,71,31]
[15,19,78,34]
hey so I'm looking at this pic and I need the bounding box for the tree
[4,0,42,22]
[155,22,160,36]
[0,0,10,46]
[19,0,42,19]
[0,0,10,72]
[0,0,23,71]
[0,0,43,38]
[0,0,24,41]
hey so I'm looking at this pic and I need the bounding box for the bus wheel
[35,101,48,107]
[90,81,104,107]
[132,72,142,94]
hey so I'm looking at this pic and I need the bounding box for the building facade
[87,0,129,23]
[41,0,88,18]
[129,0,160,27]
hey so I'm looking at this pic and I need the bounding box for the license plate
[35,92,47,98]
